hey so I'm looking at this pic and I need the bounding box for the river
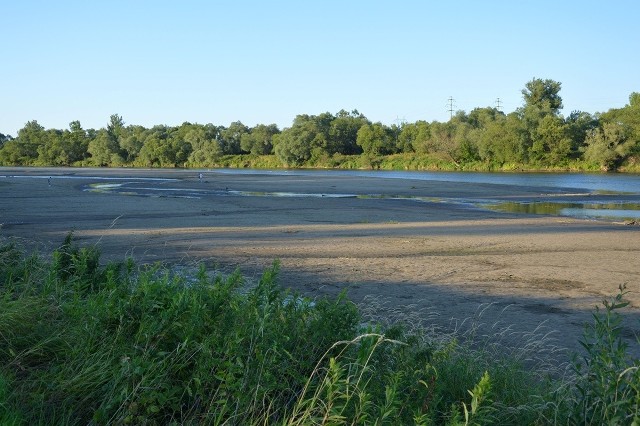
[214,169,640,221]
[214,168,640,194]
[3,167,640,221]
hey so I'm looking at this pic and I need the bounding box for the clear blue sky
[1,0,638,136]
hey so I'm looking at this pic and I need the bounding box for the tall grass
[1,235,638,424]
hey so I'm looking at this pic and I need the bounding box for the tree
[566,111,599,157]
[423,121,453,156]
[120,125,146,163]
[522,78,563,114]
[274,120,319,166]
[183,127,208,152]
[602,92,640,147]
[517,78,565,162]
[422,119,477,164]
[451,122,479,163]
[85,115,127,166]
[623,92,640,155]
[0,120,46,165]
[356,123,395,156]
[0,133,12,146]
[274,114,330,166]
[138,134,174,167]
[466,107,504,129]
[187,140,221,166]
[583,122,633,171]
[589,92,640,169]
[35,121,88,166]
[400,121,431,154]
[219,121,249,155]
[132,125,191,167]
[64,121,90,164]
[240,124,279,155]
[35,129,62,165]
[107,114,125,143]
[529,115,572,165]
[171,134,193,166]
[88,130,122,166]
[327,109,368,155]
[186,124,223,166]
[476,113,527,165]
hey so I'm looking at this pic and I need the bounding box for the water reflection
[485,201,640,220]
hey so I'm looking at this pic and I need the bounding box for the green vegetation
[1,236,638,424]
[1,79,639,172]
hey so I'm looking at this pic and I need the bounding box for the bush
[564,285,640,424]
[0,236,362,424]
[1,236,638,424]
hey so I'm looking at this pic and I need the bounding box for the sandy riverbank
[1,167,639,359]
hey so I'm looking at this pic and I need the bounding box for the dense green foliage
[1,79,639,171]
[1,236,639,425]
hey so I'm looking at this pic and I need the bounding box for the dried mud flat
[2,167,639,360]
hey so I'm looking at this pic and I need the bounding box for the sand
[1,167,639,360]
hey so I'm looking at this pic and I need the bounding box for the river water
[214,169,640,194]
[214,169,640,221]
[3,167,640,221]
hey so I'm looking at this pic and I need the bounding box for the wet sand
[1,167,639,360]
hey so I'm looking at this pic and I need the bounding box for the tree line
[1,78,639,171]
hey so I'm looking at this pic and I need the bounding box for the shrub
[564,285,640,424]
[1,236,638,425]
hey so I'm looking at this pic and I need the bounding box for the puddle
[85,183,207,199]
[237,191,358,198]
[89,183,124,190]
[484,201,640,221]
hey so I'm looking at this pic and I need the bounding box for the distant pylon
[447,96,455,119]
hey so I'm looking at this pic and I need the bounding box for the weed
[1,236,638,425]
[565,284,640,424]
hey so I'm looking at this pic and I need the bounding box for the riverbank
[4,239,637,424]
[203,153,640,173]
[1,167,639,358]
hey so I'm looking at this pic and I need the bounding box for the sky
[1,0,638,136]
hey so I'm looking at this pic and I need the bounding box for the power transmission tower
[495,97,503,112]
[447,96,455,119]
[394,116,407,127]
[393,116,406,146]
